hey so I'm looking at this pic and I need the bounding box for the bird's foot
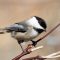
[31,40,37,47]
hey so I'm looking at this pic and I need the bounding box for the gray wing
[5,23,28,32]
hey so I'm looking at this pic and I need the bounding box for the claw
[31,40,37,46]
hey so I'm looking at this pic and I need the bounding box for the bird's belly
[13,30,38,41]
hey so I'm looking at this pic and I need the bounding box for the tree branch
[22,56,46,60]
[12,44,32,60]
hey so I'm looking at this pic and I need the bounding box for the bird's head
[26,16,47,33]
[34,16,47,33]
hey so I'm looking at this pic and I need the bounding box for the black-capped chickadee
[0,16,47,51]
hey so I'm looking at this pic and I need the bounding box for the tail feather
[0,28,6,34]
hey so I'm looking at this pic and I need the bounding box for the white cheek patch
[26,17,44,29]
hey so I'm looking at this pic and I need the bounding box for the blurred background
[0,0,60,60]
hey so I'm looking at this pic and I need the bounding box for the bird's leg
[19,43,24,52]
[17,40,24,52]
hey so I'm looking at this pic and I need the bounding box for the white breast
[27,28,38,38]
[11,28,38,42]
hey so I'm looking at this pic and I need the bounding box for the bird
[0,16,47,51]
